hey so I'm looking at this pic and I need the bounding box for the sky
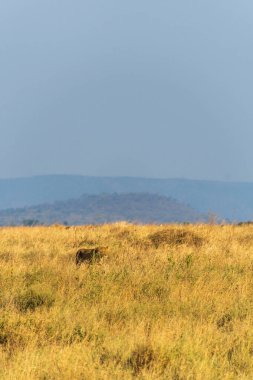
[0,0,253,181]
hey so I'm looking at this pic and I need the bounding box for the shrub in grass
[149,228,203,248]
[69,325,87,344]
[126,344,155,375]
[216,313,233,331]
[0,319,24,350]
[23,268,55,286]
[0,331,8,346]
[15,287,55,312]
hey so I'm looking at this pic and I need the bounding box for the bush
[15,288,55,312]
[0,319,24,350]
[126,344,155,375]
[148,228,203,248]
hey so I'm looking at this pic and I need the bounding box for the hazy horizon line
[0,173,253,185]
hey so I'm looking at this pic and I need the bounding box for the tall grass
[0,223,253,379]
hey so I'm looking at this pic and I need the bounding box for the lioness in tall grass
[75,246,107,266]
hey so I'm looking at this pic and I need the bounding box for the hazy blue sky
[0,0,253,181]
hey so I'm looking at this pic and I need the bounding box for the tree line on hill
[0,193,207,226]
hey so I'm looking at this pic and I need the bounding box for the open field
[1,223,253,379]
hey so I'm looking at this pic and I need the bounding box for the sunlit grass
[0,223,253,379]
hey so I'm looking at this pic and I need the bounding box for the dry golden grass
[0,223,253,379]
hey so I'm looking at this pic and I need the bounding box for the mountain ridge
[0,175,253,220]
[0,192,206,226]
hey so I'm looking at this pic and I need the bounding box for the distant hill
[0,193,206,226]
[1,175,253,220]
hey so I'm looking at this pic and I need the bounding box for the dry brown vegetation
[0,223,253,379]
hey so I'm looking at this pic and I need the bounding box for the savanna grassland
[0,223,253,379]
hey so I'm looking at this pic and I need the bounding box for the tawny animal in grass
[75,247,107,266]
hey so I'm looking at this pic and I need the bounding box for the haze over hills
[0,175,253,221]
[0,193,205,226]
